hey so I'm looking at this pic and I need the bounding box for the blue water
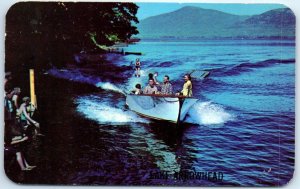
[48,39,295,186]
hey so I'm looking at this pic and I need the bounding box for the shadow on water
[145,121,189,150]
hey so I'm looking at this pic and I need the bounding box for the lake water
[47,39,295,186]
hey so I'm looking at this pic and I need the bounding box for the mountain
[137,6,295,39]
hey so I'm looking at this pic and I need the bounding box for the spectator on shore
[12,87,21,110]
[5,132,36,171]
[18,97,43,137]
[4,72,12,91]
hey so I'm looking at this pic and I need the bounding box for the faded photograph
[4,2,295,186]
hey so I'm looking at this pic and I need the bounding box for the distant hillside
[137,6,295,39]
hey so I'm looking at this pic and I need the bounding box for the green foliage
[5,2,139,72]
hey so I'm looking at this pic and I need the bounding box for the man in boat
[135,58,141,77]
[160,75,173,95]
[143,79,158,94]
[177,74,193,97]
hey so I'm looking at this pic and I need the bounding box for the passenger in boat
[160,75,173,95]
[143,79,158,94]
[148,73,154,81]
[177,74,193,97]
[153,72,160,85]
[148,73,159,85]
[18,97,43,137]
[132,83,143,95]
[135,58,141,77]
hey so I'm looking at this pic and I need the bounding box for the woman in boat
[135,58,141,77]
[177,74,193,97]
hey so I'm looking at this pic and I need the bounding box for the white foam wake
[76,96,149,124]
[95,82,125,95]
[186,101,234,125]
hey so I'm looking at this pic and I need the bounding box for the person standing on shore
[12,87,21,110]
[18,97,43,137]
[5,135,36,171]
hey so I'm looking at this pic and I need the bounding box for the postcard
[3,1,295,187]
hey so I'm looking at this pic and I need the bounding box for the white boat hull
[126,94,198,123]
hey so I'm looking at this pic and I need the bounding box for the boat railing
[128,93,193,99]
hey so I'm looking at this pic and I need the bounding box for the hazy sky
[136,3,287,20]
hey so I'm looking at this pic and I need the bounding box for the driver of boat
[177,74,193,97]
[143,79,158,94]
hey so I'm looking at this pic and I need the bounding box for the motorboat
[126,94,198,124]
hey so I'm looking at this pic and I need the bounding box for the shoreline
[5,73,102,184]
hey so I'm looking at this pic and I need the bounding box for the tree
[5,2,139,73]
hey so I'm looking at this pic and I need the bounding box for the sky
[136,3,287,20]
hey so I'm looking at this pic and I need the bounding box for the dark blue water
[48,39,295,186]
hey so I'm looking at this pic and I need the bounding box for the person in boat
[153,72,160,85]
[143,79,158,94]
[149,72,160,85]
[135,58,141,77]
[160,75,173,95]
[132,83,143,95]
[177,74,193,97]
[18,97,43,137]
[148,73,154,81]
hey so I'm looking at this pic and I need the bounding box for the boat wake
[185,101,234,126]
[47,68,101,85]
[48,68,234,126]
[75,96,149,124]
[95,82,125,95]
[47,68,126,95]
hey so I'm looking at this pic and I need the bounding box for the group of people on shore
[132,58,193,97]
[4,72,43,171]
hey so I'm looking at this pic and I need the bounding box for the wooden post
[29,69,37,108]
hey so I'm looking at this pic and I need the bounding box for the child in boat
[132,83,143,95]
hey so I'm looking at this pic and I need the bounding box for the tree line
[5,2,139,74]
